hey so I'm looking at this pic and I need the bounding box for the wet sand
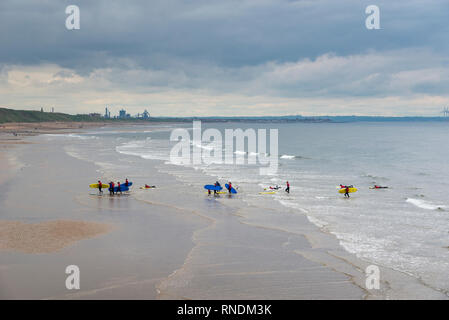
[0,133,206,299]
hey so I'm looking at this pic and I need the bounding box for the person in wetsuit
[109,181,114,195]
[98,180,103,194]
[227,182,232,194]
[285,181,290,193]
[214,181,221,195]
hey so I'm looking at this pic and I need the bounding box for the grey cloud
[1,0,449,116]
[1,0,448,70]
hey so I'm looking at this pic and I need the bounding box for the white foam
[280,154,295,159]
[406,198,445,211]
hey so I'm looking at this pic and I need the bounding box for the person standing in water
[98,180,103,194]
[345,186,350,198]
[125,178,130,187]
[109,181,114,195]
[285,181,290,193]
[227,181,232,194]
[214,181,221,195]
[117,182,122,194]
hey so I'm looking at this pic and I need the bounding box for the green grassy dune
[0,108,105,124]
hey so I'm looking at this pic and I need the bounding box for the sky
[0,0,448,116]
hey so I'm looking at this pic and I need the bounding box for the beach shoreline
[0,125,447,299]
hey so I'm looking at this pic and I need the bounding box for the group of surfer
[208,181,234,195]
[97,179,131,195]
[340,184,389,198]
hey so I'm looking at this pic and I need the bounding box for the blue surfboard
[110,185,129,192]
[123,182,133,187]
[225,184,237,194]
[204,185,223,191]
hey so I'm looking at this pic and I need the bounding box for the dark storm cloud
[1,0,448,70]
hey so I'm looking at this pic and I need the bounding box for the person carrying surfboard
[125,178,129,187]
[214,181,221,195]
[98,180,103,194]
[227,182,232,194]
[109,181,114,195]
[285,181,290,193]
[117,182,122,194]
[345,186,350,198]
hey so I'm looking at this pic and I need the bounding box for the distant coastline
[1,107,448,124]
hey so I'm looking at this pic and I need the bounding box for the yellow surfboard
[259,191,277,194]
[89,183,110,189]
[338,188,357,194]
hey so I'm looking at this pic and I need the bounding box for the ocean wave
[279,154,306,160]
[406,198,445,211]
[361,173,388,180]
[277,200,308,214]
[44,133,97,140]
[115,141,168,161]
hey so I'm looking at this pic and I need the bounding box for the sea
[44,121,449,296]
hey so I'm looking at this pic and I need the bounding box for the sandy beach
[0,124,446,300]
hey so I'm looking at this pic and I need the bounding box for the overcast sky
[1,0,448,116]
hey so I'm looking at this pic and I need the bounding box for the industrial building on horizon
[104,107,150,119]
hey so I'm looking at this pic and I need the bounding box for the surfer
[125,178,129,187]
[108,181,113,195]
[110,181,115,195]
[214,181,221,195]
[98,180,103,193]
[345,186,350,198]
[285,181,290,193]
[372,185,388,189]
[227,182,232,194]
[117,182,122,194]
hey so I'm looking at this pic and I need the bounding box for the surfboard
[205,191,227,194]
[225,184,237,194]
[110,185,129,192]
[90,183,110,189]
[204,185,223,191]
[338,188,357,194]
[259,191,277,195]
